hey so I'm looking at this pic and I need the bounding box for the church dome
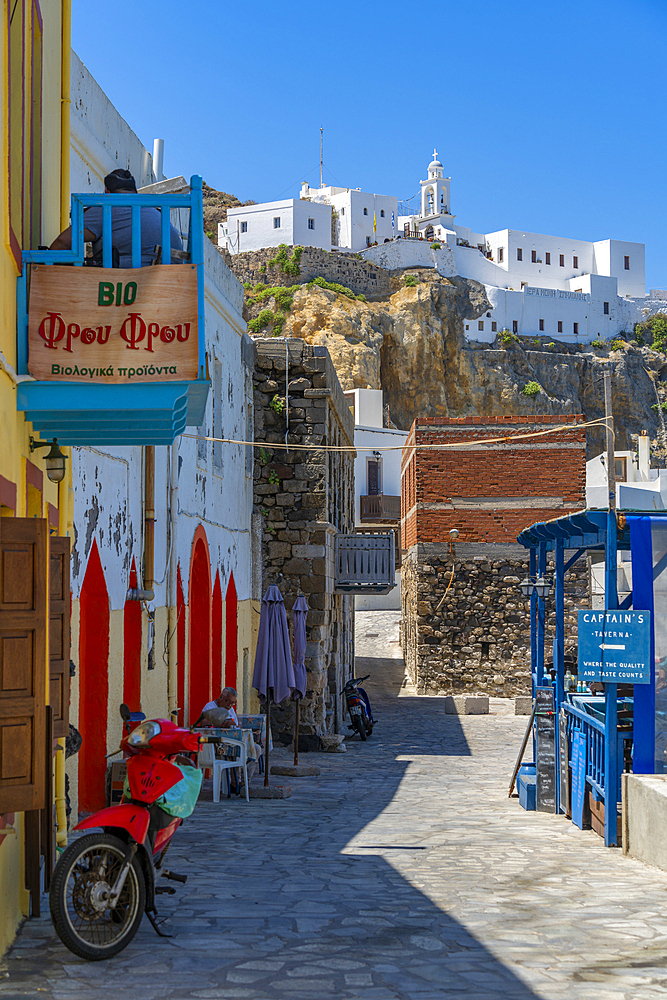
[428,148,443,171]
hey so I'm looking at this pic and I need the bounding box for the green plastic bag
[123,763,202,819]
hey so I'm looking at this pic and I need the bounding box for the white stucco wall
[354,425,406,518]
[67,65,255,772]
[221,199,331,254]
[301,184,398,250]
[361,239,457,277]
[70,51,154,193]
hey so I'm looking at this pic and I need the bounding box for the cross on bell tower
[420,148,451,220]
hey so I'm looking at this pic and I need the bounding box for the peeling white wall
[70,52,154,193]
[66,68,254,812]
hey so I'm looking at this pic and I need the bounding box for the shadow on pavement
[0,653,535,1000]
[357,654,472,757]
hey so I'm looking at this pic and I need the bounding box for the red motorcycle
[49,705,213,961]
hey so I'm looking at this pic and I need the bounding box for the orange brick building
[400,415,588,696]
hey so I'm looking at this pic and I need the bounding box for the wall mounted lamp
[29,437,67,484]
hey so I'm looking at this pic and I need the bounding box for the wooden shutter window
[49,537,70,739]
[0,518,48,813]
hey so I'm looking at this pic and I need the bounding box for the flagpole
[320,127,323,189]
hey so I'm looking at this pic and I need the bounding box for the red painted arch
[225,572,238,690]
[188,526,211,723]
[211,571,223,701]
[176,565,186,727]
[123,559,142,712]
[78,540,110,813]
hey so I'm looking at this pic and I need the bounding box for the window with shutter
[49,537,70,739]
[0,518,48,814]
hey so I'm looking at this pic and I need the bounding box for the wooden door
[0,518,48,814]
[49,537,70,738]
[367,460,381,496]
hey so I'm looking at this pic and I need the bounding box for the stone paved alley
[4,611,667,999]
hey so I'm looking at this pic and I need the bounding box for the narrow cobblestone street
[3,611,667,999]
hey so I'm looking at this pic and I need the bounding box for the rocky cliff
[246,269,667,460]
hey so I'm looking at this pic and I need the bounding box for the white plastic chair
[198,739,249,803]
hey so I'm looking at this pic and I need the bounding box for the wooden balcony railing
[360,494,401,522]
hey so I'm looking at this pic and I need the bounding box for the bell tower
[420,149,451,219]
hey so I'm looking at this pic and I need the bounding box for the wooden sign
[28,264,198,383]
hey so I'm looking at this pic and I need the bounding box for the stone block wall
[401,542,590,696]
[221,245,392,299]
[253,338,355,741]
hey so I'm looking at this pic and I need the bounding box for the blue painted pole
[131,204,141,268]
[530,547,537,697]
[16,266,28,373]
[102,205,112,268]
[537,542,547,686]
[189,176,206,379]
[554,538,565,813]
[604,509,619,846]
[603,367,619,847]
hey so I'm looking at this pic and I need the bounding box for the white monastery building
[220,198,332,254]
[382,149,654,344]
[219,186,398,254]
[219,147,663,344]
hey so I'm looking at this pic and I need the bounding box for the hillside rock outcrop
[278,275,490,430]
[255,273,667,459]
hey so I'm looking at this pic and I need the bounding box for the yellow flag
[373,212,377,233]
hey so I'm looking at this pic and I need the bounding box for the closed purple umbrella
[292,595,308,698]
[291,595,309,766]
[252,585,296,785]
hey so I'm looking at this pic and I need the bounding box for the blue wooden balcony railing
[563,701,632,801]
[15,175,209,446]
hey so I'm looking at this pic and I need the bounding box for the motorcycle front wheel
[50,832,145,961]
[353,715,367,741]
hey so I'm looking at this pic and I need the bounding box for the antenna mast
[320,127,323,189]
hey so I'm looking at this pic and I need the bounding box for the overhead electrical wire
[181,416,612,454]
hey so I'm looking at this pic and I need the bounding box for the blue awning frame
[516,506,658,847]
[14,176,209,445]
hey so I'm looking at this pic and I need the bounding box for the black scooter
[341,674,374,741]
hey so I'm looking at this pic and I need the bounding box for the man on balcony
[50,168,183,266]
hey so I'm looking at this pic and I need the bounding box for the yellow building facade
[0,0,72,955]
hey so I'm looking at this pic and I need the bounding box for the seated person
[50,168,183,267]
[201,687,239,729]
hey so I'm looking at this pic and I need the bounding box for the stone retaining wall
[221,245,392,299]
[401,541,589,696]
[253,338,355,741]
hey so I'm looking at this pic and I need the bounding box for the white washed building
[219,185,398,254]
[301,183,398,250]
[66,56,256,818]
[219,198,332,254]
[384,150,652,344]
[345,389,406,611]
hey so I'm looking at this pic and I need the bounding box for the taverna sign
[578,609,651,684]
[28,264,198,383]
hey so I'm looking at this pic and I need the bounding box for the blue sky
[73,0,667,289]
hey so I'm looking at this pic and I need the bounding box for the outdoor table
[238,713,273,751]
[194,727,260,761]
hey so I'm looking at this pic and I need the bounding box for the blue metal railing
[563,702,631,800]
[16,175,206,380]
